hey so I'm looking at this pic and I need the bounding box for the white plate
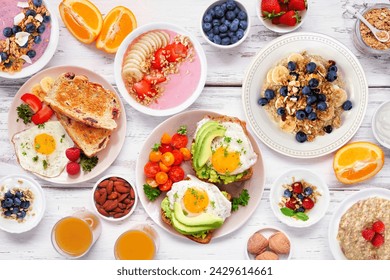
[328,188,390,260]
[7,66,127,185]
[0,0,59,79]
[135,110,265,240]
[372,100,390,149]
[0,174,46,233]
[270,168,330,228]
[114,22,207,116]
[242,32,368,158]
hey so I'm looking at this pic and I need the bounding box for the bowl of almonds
[92,174,137,221]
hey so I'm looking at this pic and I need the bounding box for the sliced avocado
[173,202,223,228]
[194,127,226,170]
[194,121,220,146]
[171,213,218,235]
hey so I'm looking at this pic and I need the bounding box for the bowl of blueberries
[0,174,46,234]
[201,0,250,48]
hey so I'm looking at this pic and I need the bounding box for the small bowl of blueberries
[201,0,250,48]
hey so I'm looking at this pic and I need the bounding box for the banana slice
[145,33,161,49]
[287,53,305,63]
[279,117,296,133]
[156,31,170,46]
[150,32,165,48]
[122,66,143,82]
[272,66,289,84]
[333,85,348,107]
[318,106,335,121]
[31,84,45,100]
[266,68,274,84]
[124,53,144,64]
[40,76,54,94]
[132,43,149,57]
[137,38,155,53]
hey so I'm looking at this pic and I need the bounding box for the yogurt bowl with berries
[270,168,330,228]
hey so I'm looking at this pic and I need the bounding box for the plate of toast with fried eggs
[7,66,126,185]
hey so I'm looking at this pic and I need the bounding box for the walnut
[247,232,268,255]
[256,251,279,260]
[269,232,290,255]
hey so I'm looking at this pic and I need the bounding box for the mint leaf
[280,207,295,217]
[295,212,309,221]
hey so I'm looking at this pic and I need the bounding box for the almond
[107,180,114,195]
[108,192,118,200]
[98,179,109,188]
[97,206,109,217]
[126,200,135,209]
[118,193,128,202]
[130,187,135,199]
[115,184,129,194]
[96,189,107,205]
[103,199,118,212]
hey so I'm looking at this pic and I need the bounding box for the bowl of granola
[0,0,59,79]
[0,174,46,233]
[270,168,330,228]
[242,32,368,158]
[114,22,207,117]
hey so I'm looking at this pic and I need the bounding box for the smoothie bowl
[114,23,207,116]
[0,0,59,79]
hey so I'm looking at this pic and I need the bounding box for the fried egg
[196,118,258,175]
[167,175,231,220]
[12,121,73,177]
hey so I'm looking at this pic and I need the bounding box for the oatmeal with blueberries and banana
[258,52,353,143]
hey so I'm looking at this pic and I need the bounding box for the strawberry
[371,233,385,248]
[361,228,376,241]
[373,220,385,234]
[292,182,303,193]
[280,3,289,12]
[285,198,297,210]
[261,0,284,19]
[65,147,81,162]
[288,0,307,11]
[272,16,281,25]
[302,197,314,210]
[279,10,301,26]
[66,162,80,176]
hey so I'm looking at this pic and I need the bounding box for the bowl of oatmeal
[329,188,390,260]
[0,0,59,79]
[114,22,207,117]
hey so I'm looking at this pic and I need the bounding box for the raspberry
[361,228,375,241]
[371,233,385,248]
[65,147,81,162]
[292,182,303,193]
[372,220,385,234]
[66,162,80,175]
[302,197,315,210]
[285,198,297,210]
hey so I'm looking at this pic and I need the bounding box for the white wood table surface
[1,0,390,260]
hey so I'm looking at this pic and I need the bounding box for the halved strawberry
[151,48,168,70]
[133,79,157,100]
[164,43,188,63]
[144,72,167,84]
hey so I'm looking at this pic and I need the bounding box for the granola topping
[359,8,390,50]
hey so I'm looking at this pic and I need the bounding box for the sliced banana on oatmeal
[272,66,290,84]
[287,53,305,63]
[333,85,348,107]
[279,117,296,133]
[40,76,55,94]
[318,106,335,121]
[266,68,274,84]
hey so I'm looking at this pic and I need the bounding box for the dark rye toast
[44,72,120,130]
[191,115,254,184]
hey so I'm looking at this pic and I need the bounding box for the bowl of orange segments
[59,0,137,53]
[333,142,384,184]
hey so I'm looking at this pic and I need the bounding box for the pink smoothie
[0,0,51,64]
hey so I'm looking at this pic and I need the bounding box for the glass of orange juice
[51,209,102,258]
[114,224,159,260]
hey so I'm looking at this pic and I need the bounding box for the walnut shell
[256,251,279,260]
[247,232,269,255]
[269,232,290,255]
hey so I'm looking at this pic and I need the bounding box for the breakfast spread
[337,197,390,260]
[247,230,291,260]
[359,7,390,50]
[261,0,307,27]
[0,185,34,221]
[121,29,201,109]
[259,51,352,143]
[0,0,51,73]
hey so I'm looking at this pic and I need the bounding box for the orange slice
[96,6,137,53]
[333,142,384,184]
[59,0,103,44]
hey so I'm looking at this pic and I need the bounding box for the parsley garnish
[35,144,41,150]
[79,154,98,172]
[224,136,232,143]
[177,125,187,135]
[143,184,161,201]
[42,160,48,170]
[32,156,38,162]
[237,139,243,144]
[22,152,27,156]
[16,104,33,124]
[38,123,45,129]
[232,189,250,212]
[60,134,65,143]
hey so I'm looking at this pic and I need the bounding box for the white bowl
[114,22,207,117]
[256,0,309,34]
[91,174,138,222]
[0,0,59,79]
[245,226,292,260]
[372,100,390,149]
[200,0,251,49]
[0,174,46,233]
[270,168,330,228]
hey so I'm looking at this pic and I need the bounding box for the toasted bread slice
[56,113,112,157]
[191,115,255,184]
[160,209,213,244]
[44,72,120,130]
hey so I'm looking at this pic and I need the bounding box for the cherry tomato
[171,133,188,149]
[21,93,42,113]
[159,179,173,192]
[155,171,168,185]
[159,144,173,154]
[168,166,185,182]
[144,161,160,178]
[160,133,172,145]
[161,152,175,167]
[149,150,162,162]
[165,43,188,63]
[180,147,191,161]
[151,48,167,70]
[159,162,171,172]
[171,149,183,166]
[144,72,166,84]
[31,104,53,125]
[146,178,159,188]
